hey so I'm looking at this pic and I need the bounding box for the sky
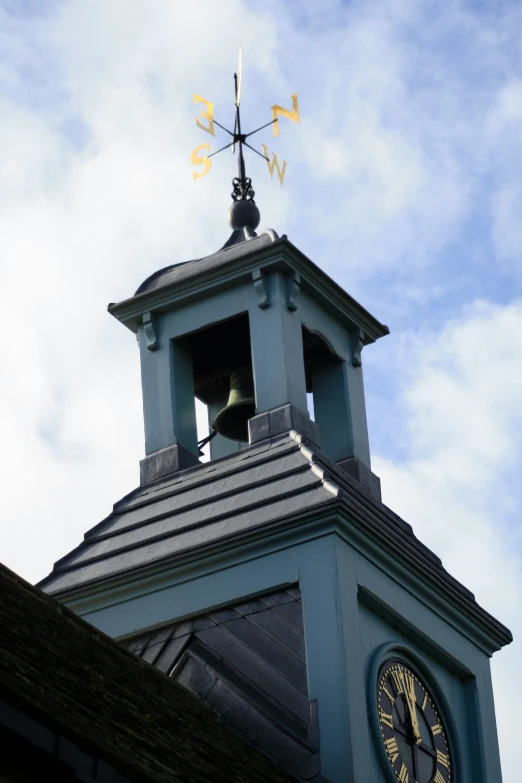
[0,0,521,778]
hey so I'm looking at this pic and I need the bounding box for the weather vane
[190,48,300,197]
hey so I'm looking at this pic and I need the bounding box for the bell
[213,367,256,442]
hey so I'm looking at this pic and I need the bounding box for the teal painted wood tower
[40,193,512,782]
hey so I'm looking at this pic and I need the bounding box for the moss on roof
[0,563,296,783]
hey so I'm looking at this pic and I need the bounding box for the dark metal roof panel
[135,231,279,295]
[109,233,389,345]
[38,433,513,653]
[43,485,335,594]
[113,437,301,512]
[67,470,322,564]
[88,450,314,539]
[122,588,321,781]
[40,436,337,594]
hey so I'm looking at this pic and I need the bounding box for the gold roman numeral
[434,769,446,783]
[398,762,409,782]
[384,736,399,764]
[391,668,405,694]
[436,750,450,769]
[379,707,394,729]
[421,692,428,711]
[431,722,442,736]
[382,683,395,705]
[391,667,416,700]
[404,671,416,704]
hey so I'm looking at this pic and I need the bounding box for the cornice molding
[109,238,389,345]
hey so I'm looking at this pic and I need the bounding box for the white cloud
[485,79,522,267]
[0,1,522,779]
[375,300,522,779]
[0,0,290,583]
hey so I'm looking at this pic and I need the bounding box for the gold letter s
[191,143,211,180]
[271,93,300,137]
[261,144,287,186]
[194,94,215,136]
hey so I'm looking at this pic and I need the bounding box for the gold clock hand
[393,668,422,745]
[403,674,422,745]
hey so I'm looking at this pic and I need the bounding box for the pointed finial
[191,47,300,236]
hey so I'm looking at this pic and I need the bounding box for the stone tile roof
[0,562,296,783]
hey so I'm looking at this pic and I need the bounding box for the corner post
[312,329,371,468]
[297,535,355,782]
[248,270,308,415]
[138,317,198,458]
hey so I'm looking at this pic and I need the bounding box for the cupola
[110,196,389,496]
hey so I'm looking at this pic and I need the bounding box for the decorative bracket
[143,312,158,351]
[252,268,269,309]
[350,327,364,367]
[287,270,301,311]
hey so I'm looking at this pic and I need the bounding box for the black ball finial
[228,198,261,231]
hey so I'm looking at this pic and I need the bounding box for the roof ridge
[288,430,342,499]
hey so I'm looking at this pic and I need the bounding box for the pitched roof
[0,562,296,783]
[134,230,279,296]
[38,432,512,653]
[40,433,339,595]
[123,587,321,780]
[109,232,389,345]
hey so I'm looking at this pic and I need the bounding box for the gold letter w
[271,93,300,137]
[261,144,287,186]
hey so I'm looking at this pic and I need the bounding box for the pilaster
[248,271,309,416]
[312,331,371,469]
[138,320,198,458]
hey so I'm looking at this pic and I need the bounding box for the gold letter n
[271,93,300,137]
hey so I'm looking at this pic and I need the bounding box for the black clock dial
[377,660,452,783]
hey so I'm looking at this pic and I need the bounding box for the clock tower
[39,69,511,779]
[39,189,512,781]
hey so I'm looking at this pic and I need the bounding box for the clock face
[377,659,452,783]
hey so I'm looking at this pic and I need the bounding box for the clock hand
[412,742,419,782]
[418,741,436,758]
[404,682,422,745]
[406,701,422,745]
[395,669,422,745]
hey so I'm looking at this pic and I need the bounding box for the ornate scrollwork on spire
[231,177,255,202]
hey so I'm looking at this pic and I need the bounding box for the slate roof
[124,587,321,780]
[109,231,390,346]
[40,433,339,595]
[0,562,296,783]
[134,230,279,296]
[38,432,513,653]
